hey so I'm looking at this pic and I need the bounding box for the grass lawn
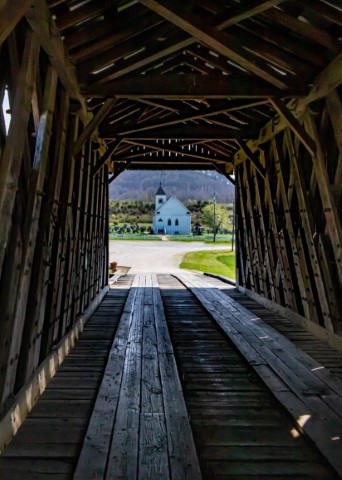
[180,249,236,279]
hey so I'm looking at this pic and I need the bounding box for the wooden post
[1,66,58,403]
[18,89,70,383]
[0,30,40,277]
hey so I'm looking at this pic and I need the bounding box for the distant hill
[109,170,234,203]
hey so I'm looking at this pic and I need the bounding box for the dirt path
[108,240,230,273]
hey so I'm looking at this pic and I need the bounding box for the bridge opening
[107,169,236,277]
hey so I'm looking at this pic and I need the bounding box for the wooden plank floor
[74,273,201,480]
[214,280,342,376]
[158,274,340,480]
[0,275,133,480]
[1,273,342,479]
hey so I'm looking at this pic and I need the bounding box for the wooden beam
[235,139,266,178]
[0,31,40,278]
[0,0,33,47]
[304,114,342,287]
[213,0,286,29]
[73,98,117,155]
[26,0,88,123]
[79,30,193,82]
[233,53,342,167]
[102,124,255,140]
[123,139,230,164]
[86,74,297,99]
[137,0,289,89]
[1,66,58,403]
[262,7,339,52]
[270,99,316,156]
[109,100,268,136]
[92,139,121,176]
[0,286,108,455]
[17,91,70,384]
[303,53,342,110]
[326,91,342,201]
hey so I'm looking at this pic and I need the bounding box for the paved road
[109,240,230,273]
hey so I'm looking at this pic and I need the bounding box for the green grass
[109,234,161,240]
[180,249,236,279]
[168,234,232,243]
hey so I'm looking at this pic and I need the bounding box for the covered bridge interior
[0,0,342,478]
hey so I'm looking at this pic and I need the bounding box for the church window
[167,219,171,226]
[158,198,163,203]
[175,219,179,226]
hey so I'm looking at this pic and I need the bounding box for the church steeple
[155,183,167,210]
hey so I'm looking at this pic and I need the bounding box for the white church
[153,184,191,235]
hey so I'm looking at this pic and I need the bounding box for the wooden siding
[0,20,109,414]
[236,93,342,332]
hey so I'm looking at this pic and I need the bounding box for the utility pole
[231,199,235,251]
[213,192,216,243]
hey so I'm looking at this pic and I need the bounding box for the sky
[2,89,11,133]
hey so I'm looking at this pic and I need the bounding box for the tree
[201,203,230,233]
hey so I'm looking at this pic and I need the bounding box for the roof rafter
[212,0,286,29]
[137,0,289,89]
[0,0,33,47]
[26,0,88,123]
[86,74,302,99]
[123,139,230,164]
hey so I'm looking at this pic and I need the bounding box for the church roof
[156,183,166,196]
[155,196,191,215]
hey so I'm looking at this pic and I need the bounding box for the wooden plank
[233,53,342,169]
[152,274,202,479]
[304,113,342,287]
[175,274,342,474]
[21,90,70,382]
[73,98,117,155]
[139,413,170,479]
[270,99,316,156]
[106,276,145,480]
[1,66,58,403]
[0,286,108,454]
[213,0,286,29]
[326,90,342,201]
[0,30,40,277]
[236,138,266,178]
[284,129,333,330]
[0,0,33,47]
[137,1,288,89]
[25,0,88,123]
[271,137,317,321]
[87,73,290,99]
[73,275,142,479]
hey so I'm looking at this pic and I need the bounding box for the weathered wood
[304,113,342,286]
[270,99,316,156]
[175,274,342,474]
[73,98,117,155]
[0,0,33,47]
[0,30,40,278]
[233,53,342,168]
[25,0,88,123]
[137,1,288,89]
[213,1,286,29]
[87,73,292,98]
[19,90,70,383]
[151,274,202,480]
[1,66,58,403]
[73,275,142,479]
[0,286,108,454]
[236,138,266,177]
[325,91,342,201]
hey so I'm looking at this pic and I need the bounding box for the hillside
[109,170,234,203]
